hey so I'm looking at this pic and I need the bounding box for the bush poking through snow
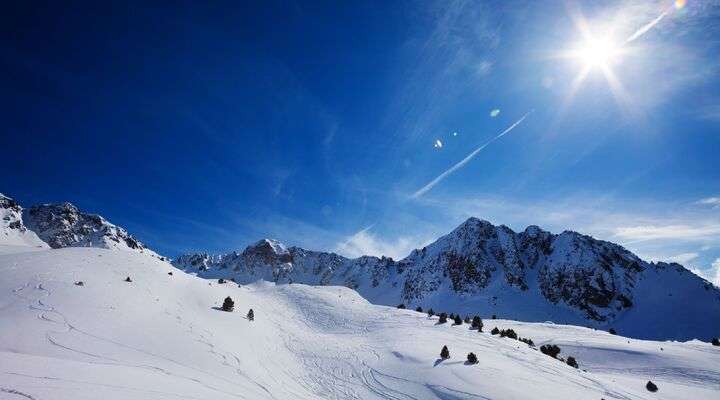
[608,328,617,335]
[218,278,225,284]
[247,309,254,321]
[438,312,448,324]
[453,315,463,325]
[519,337,535,346]
[566,356,578,368]
[427,308,435,317]
[221,297,234,312]
[540,344,561,358]
[492,314,497,319]
[397,304,406,309]
[440,345,450,359]
[491,327,500,335]
[125,276,132,282]
[712,337,720,346]
[463,315,470,324]
[74,281,84,286]
[646,381,658,392]
[415,306,423,313]
[466,352,478,364]
[500,329,518,339]
[471,316,483,331]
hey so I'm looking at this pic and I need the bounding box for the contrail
[624,9,668,44]
[411,110,534,199]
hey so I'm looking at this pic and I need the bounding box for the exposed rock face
[0,194,47,249]
[22,202,154,255]
[174,217,720,340]
[1,194,24,232]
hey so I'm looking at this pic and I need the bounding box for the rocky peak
[22,202,155,255]
[242,239,292,264]
[1,193,27,235]
[1,194,23,231]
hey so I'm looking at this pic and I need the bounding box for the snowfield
[1,247,719,399]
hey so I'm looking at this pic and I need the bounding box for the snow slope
[1,246,718,399]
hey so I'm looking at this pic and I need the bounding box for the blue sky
[2,1,720,283]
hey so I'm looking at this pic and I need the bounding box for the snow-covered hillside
[1,246,718,399]
[175,219,720,341]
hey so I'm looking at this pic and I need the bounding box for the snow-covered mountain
[175,218,720,341]
[2,192,718,341]
[0,193,48,251]
[22,201,158,257]
[2,246,718,399]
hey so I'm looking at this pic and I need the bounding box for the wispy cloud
[698,197,720,208]
[411,111,533,198]
[666,252,699,264]
[691,258,720,287]
[613,224,720,242]
[335,225,427,260]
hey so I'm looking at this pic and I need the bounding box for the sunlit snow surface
[1,247,718,399]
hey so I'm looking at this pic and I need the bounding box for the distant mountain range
[2,192,719,340]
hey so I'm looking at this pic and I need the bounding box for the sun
[572,37,621,68]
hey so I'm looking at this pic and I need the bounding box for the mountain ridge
[174,216,720,340]
[2,193,718,340]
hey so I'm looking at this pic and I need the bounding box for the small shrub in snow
[125,276,132,282]
[608,328,617,335]
[491,314,497,319]
[519,337,535,346]
[463,315,470,324]
[247,309,254,321]
[74,281,84,286]
[221,296,234,312]
[167,272,173,275]
[471,316,483,331]
[711,337,719,346]
[416,306,423,313]
[438,312,448,324]
[540,344,561,358]
[466,352,478,364]
[218,278,225,284]
[500,329,518,340]
[566,356,578,368]
[646,381,658,392]
[453,315,463,325]
[397,304,406,309]
[440,345,450,359]
[427,308,435,317]
[491,327,500,335]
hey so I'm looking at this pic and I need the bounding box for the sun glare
[573,37,620,68]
